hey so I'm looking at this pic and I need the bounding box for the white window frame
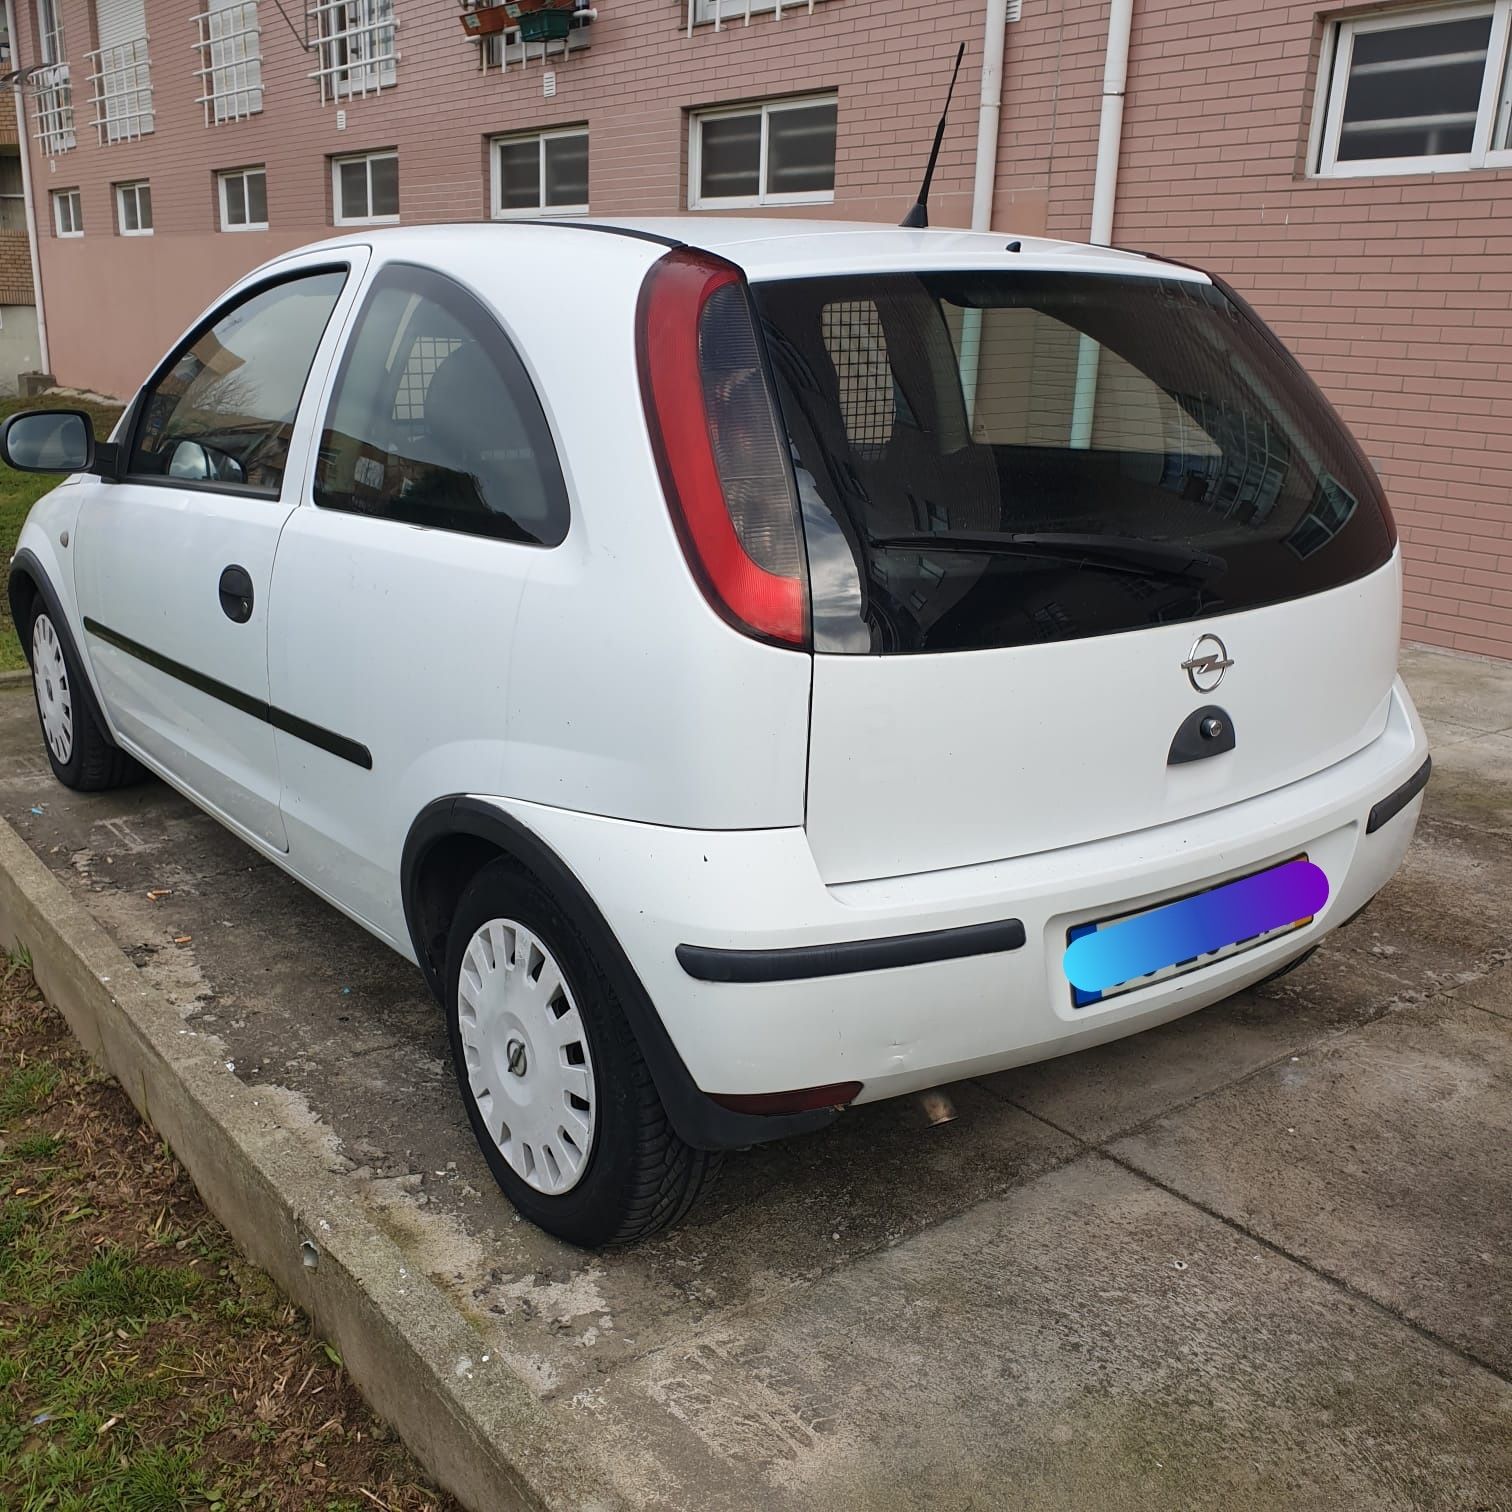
[489,127,588,219]
[33,0,77,155]
[332,150,397,225]
[52,187,82,236]
[689,94,837,210]
[218,165,267,230]
[115,179,152,235]
[1311,1,1512,177]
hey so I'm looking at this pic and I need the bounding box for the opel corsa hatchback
[4,220,1431,1245]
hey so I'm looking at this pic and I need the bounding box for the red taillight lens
[637,248,809,648]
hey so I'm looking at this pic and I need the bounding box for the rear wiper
[867,531,1226,582]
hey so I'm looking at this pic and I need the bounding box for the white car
[4,220,1430,1246]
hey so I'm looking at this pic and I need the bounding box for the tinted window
[755,272,1396,655]
[314,263,568,546]
[130,270,346,494]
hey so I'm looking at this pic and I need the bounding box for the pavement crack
[1100,1146,1512,1389]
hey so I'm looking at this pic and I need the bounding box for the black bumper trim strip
[676,918,1027,984]
[1366,755,1431,835]
[83,617,372,771]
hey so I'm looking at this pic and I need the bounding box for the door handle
[218,564,254,624]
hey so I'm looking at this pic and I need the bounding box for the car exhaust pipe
[917,1089,957,1127]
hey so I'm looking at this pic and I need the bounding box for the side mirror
[0,408,95,474]
[167,438,246,486]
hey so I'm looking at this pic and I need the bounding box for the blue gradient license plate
[1064,857,1328,1008]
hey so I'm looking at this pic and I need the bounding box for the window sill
[689,193,834,211]
[491,206,589,220]
[334,215,399,227]
[221,223,270,232]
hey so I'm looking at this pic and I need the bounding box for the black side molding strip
[677,918,1027,985]
[1366,755,1431,835]
[83,617,372,771]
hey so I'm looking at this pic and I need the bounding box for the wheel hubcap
[31,614,73,765]
[456,918,596,1196]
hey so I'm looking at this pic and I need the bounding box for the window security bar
[308,0,398,103]
[84,37,154,144]
[686,0,815,38]
[192,1,264,124]
[31,63,76,154]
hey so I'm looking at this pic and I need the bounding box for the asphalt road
[2,644,1508,1511]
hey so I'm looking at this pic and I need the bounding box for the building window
[32,0,76,155]
[310,0,397,102]
[689,95,837,209]
[491,128,588,217]
[1313,2,1512,176]
[52,187,83,237]
[194,0,264,125]
[0,154,26,231]
[218,165,268,230]
[87,0,154,143]
[332,150,398,224]
[690,0,826,26]
[115,180,153,235]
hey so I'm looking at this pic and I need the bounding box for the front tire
[444,859,718,1247]
[27,608,141,792]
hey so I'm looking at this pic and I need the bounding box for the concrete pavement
[0,643,1508,1510]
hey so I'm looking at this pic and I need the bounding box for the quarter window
[52,187,83,236]
[314,263,569,546]
[129,269,347,494]
[690,95,837,208]
[333,150,398,224]
[115,180,152,235]
[1314,2,1512,175]
[218,165,268,229]
[491,127,588,217]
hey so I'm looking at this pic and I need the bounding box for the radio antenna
[900,41,967,229]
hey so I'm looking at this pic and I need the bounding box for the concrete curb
[0,671,30,689]
[0,814,620,1512]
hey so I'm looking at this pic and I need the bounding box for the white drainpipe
[1070,0,1136,449]
[959,0,1018,427]
[5,0,50,380]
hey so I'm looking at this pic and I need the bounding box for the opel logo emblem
[1182,633,1234,694]
[506,1038,528,1077]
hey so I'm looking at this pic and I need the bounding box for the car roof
[296,217,1211,287]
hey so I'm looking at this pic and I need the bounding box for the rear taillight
[637,248,809,648]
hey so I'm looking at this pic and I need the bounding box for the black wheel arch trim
[7,549,115,744]
[400,795,838,1152]
[676,918,1027,984]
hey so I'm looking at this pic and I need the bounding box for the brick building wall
[0,229,34,302]
[11,0,1512,657]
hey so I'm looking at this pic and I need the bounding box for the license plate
[1064,857,1329,1008]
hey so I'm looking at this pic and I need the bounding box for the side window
[313,263,569,546]
[130,269,346,493]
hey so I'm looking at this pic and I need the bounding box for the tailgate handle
[1169,704,1235,765]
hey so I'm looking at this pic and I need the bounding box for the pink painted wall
[15,0,1512,657]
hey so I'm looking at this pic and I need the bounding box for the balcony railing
[85,36,154,144]
[193,1,264,124]
[687,0,816,34]
[309,0,397,103]
[31,63,76,155]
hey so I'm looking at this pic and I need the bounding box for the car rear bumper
[477,677,1429,1129]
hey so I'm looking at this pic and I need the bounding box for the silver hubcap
[31,613,73,765]
[457,918,596,1196]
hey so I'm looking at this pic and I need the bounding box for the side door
[270,260,571,938]
[72,254,367,851]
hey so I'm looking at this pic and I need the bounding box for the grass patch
[0,960,456,1511]
[0,393,125,673]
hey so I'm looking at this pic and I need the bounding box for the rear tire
[27,607,142,792]
[444,859,719,1247]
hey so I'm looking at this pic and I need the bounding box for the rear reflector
[708,1081,863,1116]
[637,248,809,648]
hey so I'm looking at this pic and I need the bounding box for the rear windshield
[753,271,1396,655]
